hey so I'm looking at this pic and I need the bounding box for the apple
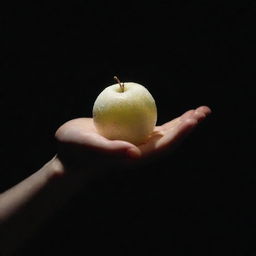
[92,77,157,145]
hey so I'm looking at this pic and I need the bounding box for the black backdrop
[1,1,255,255]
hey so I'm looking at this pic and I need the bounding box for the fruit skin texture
[93,82,157,145]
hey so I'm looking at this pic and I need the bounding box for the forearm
[0,155,89,255]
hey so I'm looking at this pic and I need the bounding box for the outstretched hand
[0,106,212,256]
[55,106,211,172]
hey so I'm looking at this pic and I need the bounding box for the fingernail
[126,147,141,159]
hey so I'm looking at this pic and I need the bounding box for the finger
[195,105,212,116]
[192,106,212,123]
[162,106,211,145]
[80,132,142,158]
[161,109,195,131]
[56,118,142,161]
[139,118,198,157]
[161,106,212,130]
[140,106,212,156]
[193,109,206,122]
[179,109,196,121]
[59,127,141,157]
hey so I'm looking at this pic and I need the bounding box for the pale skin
[0,106,211,255]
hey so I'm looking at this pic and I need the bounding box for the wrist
[45,155,94,182]
[43,155,66,181]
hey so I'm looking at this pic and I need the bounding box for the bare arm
[0,106,211,255]
[0,156,88,256]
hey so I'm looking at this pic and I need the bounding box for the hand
[55,106,211,173]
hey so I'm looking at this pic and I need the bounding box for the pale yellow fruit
[93,81,157,145]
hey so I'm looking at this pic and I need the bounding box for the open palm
[55,106,211,169]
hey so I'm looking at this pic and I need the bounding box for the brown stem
[114,76,124,92]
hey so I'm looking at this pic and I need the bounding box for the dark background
[1,1,255,255]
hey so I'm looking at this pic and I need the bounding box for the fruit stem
[114,76,124,92]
